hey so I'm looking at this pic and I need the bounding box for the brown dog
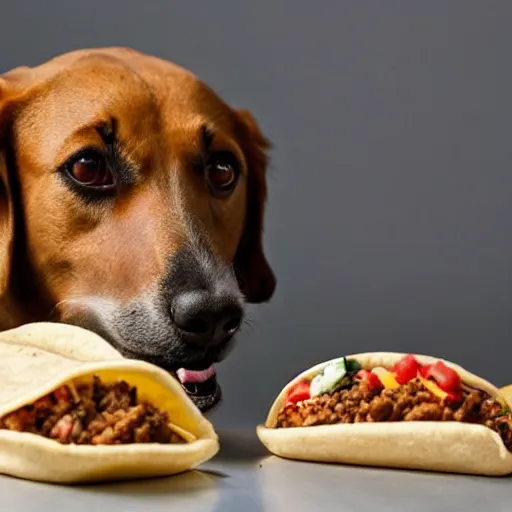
[0,47,275,411]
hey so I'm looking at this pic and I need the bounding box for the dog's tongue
[177,365,216,384]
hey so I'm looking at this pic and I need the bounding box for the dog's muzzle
[56,246,245,413]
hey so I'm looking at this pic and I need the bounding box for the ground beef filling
[0,376,185,445]
[276,379,512,450]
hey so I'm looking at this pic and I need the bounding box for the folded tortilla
[500,384,512,408]
[257,352,512,476]
[0,322,219,484]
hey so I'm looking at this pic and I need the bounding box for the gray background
[1,1,511,429]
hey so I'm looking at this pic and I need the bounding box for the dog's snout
[162,247,246,350]
[171,291,243,347]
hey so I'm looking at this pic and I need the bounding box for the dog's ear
[233,110,276,303]
[0,71,31,326]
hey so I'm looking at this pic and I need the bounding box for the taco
[0,322,219,483]
[257,352,512,476]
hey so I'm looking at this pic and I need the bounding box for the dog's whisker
[51,298,79,318]
[241,318,255,332]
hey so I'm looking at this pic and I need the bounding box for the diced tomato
[418,364,432,379]
[356,370,383,390]
[34,395,53,410]
[286,380,311,404]
[422,361,461,393]
[368,372,383,390]
[17,408,36,427]
[446,390,462,403]
[392,354,421,384]
[53,386,71,402]
[356,370,371,380]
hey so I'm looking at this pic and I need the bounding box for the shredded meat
[0,376,185,445]
[276,379,512,451]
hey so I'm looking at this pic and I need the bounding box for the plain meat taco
[0,322,219,484]
[257,352,512,476]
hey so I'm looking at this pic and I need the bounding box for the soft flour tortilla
[0,322,219,484]
[256,352,512,476]
[500,384,512,409]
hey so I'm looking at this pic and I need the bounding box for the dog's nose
[171,291,243,347]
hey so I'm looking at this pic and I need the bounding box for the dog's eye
[64,150,115,190]
[205,152,239,197]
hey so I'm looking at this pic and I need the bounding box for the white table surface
[2,429,512,512]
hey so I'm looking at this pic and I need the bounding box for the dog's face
[0,48,275,411]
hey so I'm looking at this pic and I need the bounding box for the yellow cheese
[419,375,448,400]
[168,422,197,443]
[371,367,400,389]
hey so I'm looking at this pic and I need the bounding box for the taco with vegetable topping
[257,352,512,476]
[0,322,219,484]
